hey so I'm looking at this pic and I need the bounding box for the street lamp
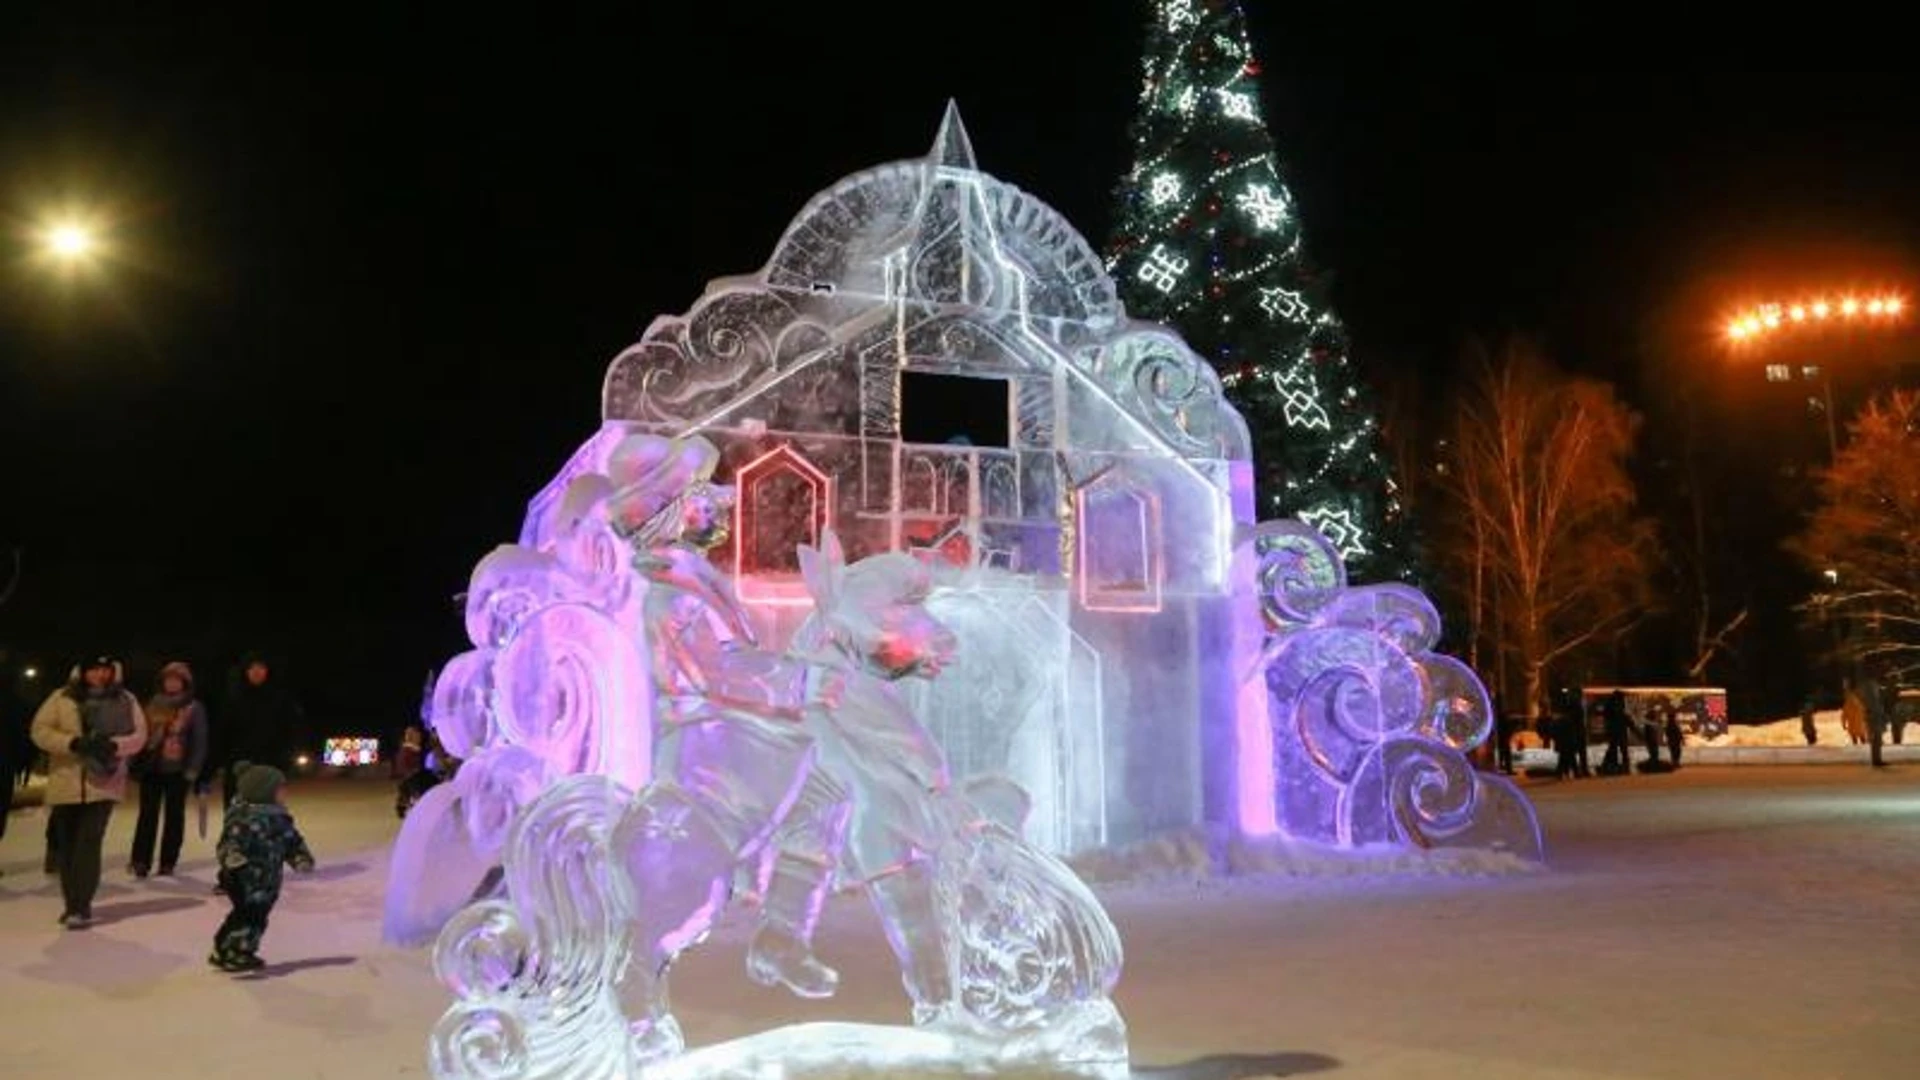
[1723,289,1910,462]
[32,215,105,270]
[45,224,94,259]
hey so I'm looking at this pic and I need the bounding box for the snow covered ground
[3,766,1916,1079]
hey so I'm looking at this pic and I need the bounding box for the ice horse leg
[610,781,741,1063]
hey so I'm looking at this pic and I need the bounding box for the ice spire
[927,99,979,174]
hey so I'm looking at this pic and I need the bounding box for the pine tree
[1105,0,1417,582]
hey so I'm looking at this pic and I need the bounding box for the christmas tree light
[1105,0,1417,578]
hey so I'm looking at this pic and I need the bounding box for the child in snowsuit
[209,765,314,971]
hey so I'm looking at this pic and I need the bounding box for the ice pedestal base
[638,1007,1129,1080]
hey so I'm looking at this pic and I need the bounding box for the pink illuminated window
[733,445,832,604]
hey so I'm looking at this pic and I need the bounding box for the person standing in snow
[1553,690,1586,779]
[215,656,306,811]
[1859,670,1889,768]
[1665,709,1684,769]
[129,661,209,877]
[1490,690,1514,775]
[1841,681,1867,746]
[1600,690,1631,775]
[210,764,314,971]
[30,655,148,928]
[0,667,31,854]
[1800,695,1818,746]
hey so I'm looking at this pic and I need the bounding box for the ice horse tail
[429,776,638,1080]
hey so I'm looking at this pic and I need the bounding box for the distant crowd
[1,653,315,971]
[1480,675,1907,779]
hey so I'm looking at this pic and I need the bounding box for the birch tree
[1435,340,1656,717]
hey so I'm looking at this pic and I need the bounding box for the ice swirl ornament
[430,776,639,1080]
[1249,520,1544,861]
[384,433,656,946]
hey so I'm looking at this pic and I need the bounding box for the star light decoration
[1137,244,1188,294]
[1258,285,1306,320]
[1235,184,1287,230]
[1150,172,1184,208]
[1297,504,1368,560]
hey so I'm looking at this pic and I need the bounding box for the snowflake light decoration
[1150,172,1183,207]
[1272,365,1331,430]
[1236,184,1288,230]
[1136,245,1189,294]
[1217,89,1257,121]
[1164,0,1199,32]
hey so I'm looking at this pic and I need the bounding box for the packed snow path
[3,766,1914,1079]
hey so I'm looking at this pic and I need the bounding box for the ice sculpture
[428,531,1126,1080]
[1242,520,1544,860]
[408,96,1538,1080]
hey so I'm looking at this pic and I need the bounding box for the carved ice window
[734,445,832,603]
[1075,471,1163,613]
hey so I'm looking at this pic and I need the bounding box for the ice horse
[426,528,1126,1080]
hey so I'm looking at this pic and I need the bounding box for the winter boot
[745,852,840,998]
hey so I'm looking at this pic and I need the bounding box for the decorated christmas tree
[1105,0,1417,581]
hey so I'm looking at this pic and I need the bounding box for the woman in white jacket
[31,655,147,928]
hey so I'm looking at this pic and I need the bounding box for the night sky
[5,3,1919,727]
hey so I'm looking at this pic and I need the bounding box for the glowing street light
[1723,291,1905,343]
[46,223,94,259]
[30,214,107,271]
[1722,284,1912,464]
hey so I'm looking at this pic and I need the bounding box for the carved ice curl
[1250,515,1544,861]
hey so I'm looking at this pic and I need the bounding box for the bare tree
[1791,389,1920,682]
[1432,339,1657,717]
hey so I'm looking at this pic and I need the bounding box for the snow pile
[1703,710,1848,748]
[1066,824,1542,886]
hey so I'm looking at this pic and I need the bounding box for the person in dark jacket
[216,656,306,811]
[0,666,32,851]
[210,764,314,971]
[1860,670,1889,768]
[1490,691,1515,775]
[1665,709,1685,769]
[129,661,210,877]
[1800,695,1819,746]
[1554,690,1587,779]
[1600,690,1631,775]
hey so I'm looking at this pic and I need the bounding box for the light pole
[1725,292,1907,464]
